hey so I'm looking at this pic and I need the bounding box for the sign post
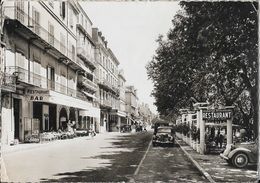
[199,109,205,154]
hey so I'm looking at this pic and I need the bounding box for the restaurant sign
[25,88,49,101]
[203,110,232,121]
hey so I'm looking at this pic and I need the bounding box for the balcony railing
[4,6,76,63]
[6,66,81,98]
[100,99,112,107]
[77,43,95,65]
[82,77,97,92]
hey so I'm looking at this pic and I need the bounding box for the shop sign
[203,110,232,121]
[25,88,49,101]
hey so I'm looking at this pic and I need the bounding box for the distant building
[92,28,120,132]
[76,3,100,133]
[125,85,138,125]
[115,69,127,129]
[138,103,152,125]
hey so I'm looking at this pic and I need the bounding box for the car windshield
[157,128,172,133]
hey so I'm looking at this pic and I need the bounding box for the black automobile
[152,126,175,147]
[120,125,132,132]
[220,138,258,168]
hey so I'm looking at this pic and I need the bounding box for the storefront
[109,109,127,132]
[79,107,100,132]
[5,87,94,144]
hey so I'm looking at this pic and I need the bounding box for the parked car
[152,126,175,147]
[220,138,258,168]
[120,125,132,133]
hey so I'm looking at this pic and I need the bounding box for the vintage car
[120,125,132,133]
[220,138,258,168]
[152,126,175,147]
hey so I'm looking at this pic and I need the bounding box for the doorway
[13,98,21,139]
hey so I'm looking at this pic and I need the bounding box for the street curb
[176,138,216,183]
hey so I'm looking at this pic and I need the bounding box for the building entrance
[14,98,21,140]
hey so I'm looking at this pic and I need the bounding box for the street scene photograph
[0,1,259,182]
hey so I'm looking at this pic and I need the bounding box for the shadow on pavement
[40,133,152,182]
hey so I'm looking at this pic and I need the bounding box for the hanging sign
[203,110,232,121]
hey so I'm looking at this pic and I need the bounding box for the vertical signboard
[24,118,40,143]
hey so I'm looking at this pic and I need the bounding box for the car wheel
[232,152,249,168]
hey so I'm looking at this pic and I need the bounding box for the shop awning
[25,88,93,110]
[79,107,100,118]
[49,91,92,110]
[110,109,126,117]
[83,91,97,99]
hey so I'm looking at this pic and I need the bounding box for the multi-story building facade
[138,103,152,126]
[76,3,100,133]
[1,1,99,145]
[125,85,138,125]
[115,69,127,129]
[92,28,120,132]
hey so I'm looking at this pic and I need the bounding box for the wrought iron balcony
[100,99,112,108]
[4,6,83,71]
[81,76,97,92]
[6,66,83,99]
[77,43,96,70]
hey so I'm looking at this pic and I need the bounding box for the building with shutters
[92,28,120,132]
[1,1,100,145]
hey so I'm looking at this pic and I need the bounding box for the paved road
[132,140,206,182]
[3,132,151,182]
[3,131,206,182]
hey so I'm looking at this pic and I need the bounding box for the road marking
[129,138,152,182]
[134,140,152,175]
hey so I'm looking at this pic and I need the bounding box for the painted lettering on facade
[25,88,49,101]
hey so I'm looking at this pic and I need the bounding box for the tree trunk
[250,87,258,138]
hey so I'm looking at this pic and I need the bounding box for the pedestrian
[215,130,224,148]
[89,128,96,139]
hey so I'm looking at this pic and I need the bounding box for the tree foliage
[146,2,258,134]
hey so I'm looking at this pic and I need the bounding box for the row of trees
[146,2,258,136]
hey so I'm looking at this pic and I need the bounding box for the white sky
[81,2,181,114]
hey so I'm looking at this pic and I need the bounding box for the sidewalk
[176,138,258,182]
[2,134,96,154]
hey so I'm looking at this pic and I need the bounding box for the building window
[15,1,25,23]
[85,19,88,31]
[81,14,84,25]
[33,60,41,86]
[60,33,66,54]
[32,7,40,35]
[60,2,66,19]
[48,23,54,46]
[47,66,55,90]
[69,7,74,28]
[72,45,75,61]
[49,1,54,8]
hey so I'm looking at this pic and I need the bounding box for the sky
[82,2,181,114]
